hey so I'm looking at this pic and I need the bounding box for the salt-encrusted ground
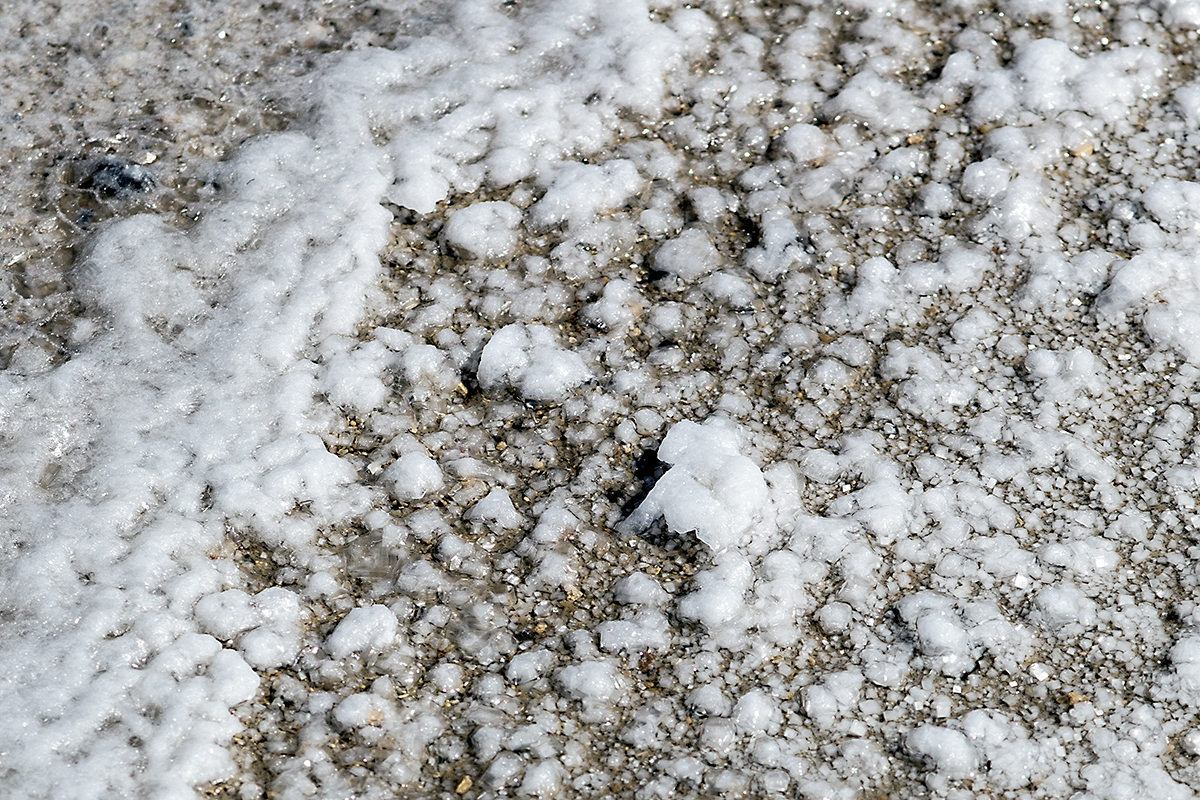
[9,0,1200,798]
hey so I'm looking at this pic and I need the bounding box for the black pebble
[79,157,154,197]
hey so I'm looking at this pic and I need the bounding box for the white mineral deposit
[6,0,1200,798]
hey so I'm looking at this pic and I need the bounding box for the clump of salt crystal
[621,418,771,553]
[383,452,443,501]
[476,323,590,402]
[441,201,522,260]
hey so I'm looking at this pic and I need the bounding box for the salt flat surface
[9,0,1200,798]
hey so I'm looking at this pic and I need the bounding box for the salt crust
[11,0,1200,797]
[0,1,687,794]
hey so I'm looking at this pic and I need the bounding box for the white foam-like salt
[556,660,626,705]
[613,572,669,606]
[506,649,554,686]
[528,161,644,232]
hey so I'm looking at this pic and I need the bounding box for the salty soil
[9,1,1200,799]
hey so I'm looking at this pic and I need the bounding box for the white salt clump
[801,449,843,485]
[827,70,930,134]
[1038,538,1118,576]
[466,487,523,530]
[437,533,475,570]
[321,341,390,414]
[1021,251,1115,309]
[528,160,644,231]
[1023,346,1106,403]
[1159,0,1200,28]
[427,663,465,694]
[801,670,863,729]
[732,690,781,735]
[745,211,807,282]
[679,556,757,641]
[704,272,756,310]
[194,589,262,643]
[959,711,1046,791]
[208,649,261,708]
[581,279,643,332]
[1033,584,1097,634]
[661,756,706,784]
[122,633,253,795]
[818,602,853,635]
[235,588,305,670]
[556,660,627,722]
[688,186,734,224]
[920,183,957,216]
[654,229,720,287]
[398,344,459,399]
[519,759,566,797]
[688,683,732,716]
[383,452,444,502]
[781,123,830,165]
[622,418,772,553]
[906,725,978,780]
[897,592,975,677]
[526,549,579,591]
[860,639,913,690]
[1171,636,1200,686]
[597,609,670,654]
[196,587,304,670]
[325,605,399,661]
[441,201,522,260]
[482,753,525,792]
[960,158,1012,202]
[477,323,590,402]
[333,692,388,730]
[822,257,901,330]
[700,719,735,752]
[614,572,669,606]
[507,649,554,685]
[824,462,910,547]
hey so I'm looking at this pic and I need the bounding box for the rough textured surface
[10,1,1200,799]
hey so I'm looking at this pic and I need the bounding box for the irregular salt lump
[653,228,720,287]
[232,589,306,671]
[897,592,975,677]
[195,587,305,670]
[621,418,772,553]
[506,649,554,686]
[476,323,590,402]
[441,201,522,260]
[1033,583,1098,634]
[465,487,523,530]
[613,572,669,606]
[383,451,444,502]
[905,725,978,781]
[324,605,399,660]
[581,279,643,332]
[528,160,644,231]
